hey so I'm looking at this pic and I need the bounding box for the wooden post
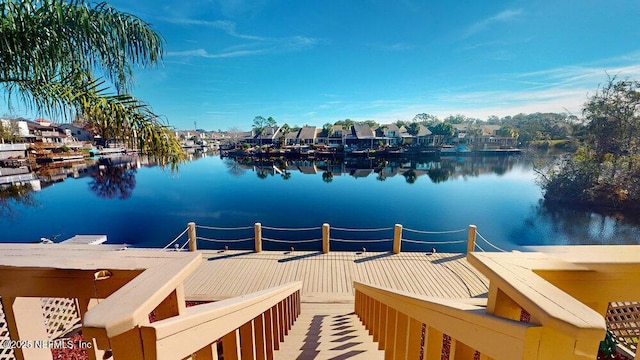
[393,224,402,254]
[1,297,51,360]
[322,223,330,253]
[254,223,262,253]
[467,225,477,253]
[188,222,197,252]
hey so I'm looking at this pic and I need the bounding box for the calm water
[1,153,639,252]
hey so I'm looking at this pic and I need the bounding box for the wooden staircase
[274,303,383,360]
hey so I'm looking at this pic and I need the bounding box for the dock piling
[255,223,263,253]
[322,223,330,253]
[467,225,477,253]
[188,222,197,252]
[393,224,402,254]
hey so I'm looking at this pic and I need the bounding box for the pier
[0,226,639,359]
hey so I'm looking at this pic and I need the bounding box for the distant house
[453,123,517,149]
[26,119,65,144]
[253,126,280,145]
[347,124,377,148]
[298,126,317,145]
[58,124,94,142]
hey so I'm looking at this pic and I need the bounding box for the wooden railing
[354,282,544,360]
[140,282,301,360]
[354,244,640,360]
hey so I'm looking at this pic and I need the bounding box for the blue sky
[5,0,640,131]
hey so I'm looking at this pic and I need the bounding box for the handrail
[83,252,202,338]
[354,282,544,360]
[141,282,302,360]
[466,252,606,337]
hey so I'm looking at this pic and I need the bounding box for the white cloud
[462,9,524,39]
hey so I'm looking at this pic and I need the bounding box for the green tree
[0,0,185,167]
[252,116,268,145]
[279,123,291,148]
[429,122,454,145]
[540,78,640,212]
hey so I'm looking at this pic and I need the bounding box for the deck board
[184,250,489,302]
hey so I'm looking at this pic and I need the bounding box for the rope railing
[197,236,254,243]
[331,226,394,232]
[402,238,467,245]
[262,237,322,244]
[262,226,321,231]
[475,231,508,252]
[196,224,254,231]
[177,222,504,254]
[403,227,466,235]
[331,238,393,243]
[162,227,189,250]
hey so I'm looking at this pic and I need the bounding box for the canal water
[1,153,639,252]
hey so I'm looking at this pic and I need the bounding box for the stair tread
[274,303,383,360]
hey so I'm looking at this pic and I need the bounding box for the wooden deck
[183,250,489,302]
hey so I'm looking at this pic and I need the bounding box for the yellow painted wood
[467,225,477,254]
[153,285,187,321]
[384,308,397,360]
[239,321,255,360]
[322,223,330,253]
[222,330,240,360]
[110,327,145,359]
[407,318,423,360]
[378,303,387,350]
[453,340,476,360]
[254,314,266,360]
[194,343,218,360]
[424,326,443,360]
[264,308,276,357]
[1,297,51,360]
[395,311,410,360]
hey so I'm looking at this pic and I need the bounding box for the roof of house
[298,126,317,140]
[353,124,375,138]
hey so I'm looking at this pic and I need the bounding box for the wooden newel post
[393,224,403,254]
[322,223,330,254]
[188,222,197,252]
[255,222,262,253]
[467,225,477,253]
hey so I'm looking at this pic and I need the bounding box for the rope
[402,239,466,245]
[196,225,253,231]
[331,226,393,232]
[331,238,393,243]
[262,237,322,244]
[197,236,253,243]
[475,243,486,252]
[403,228,466,235]
[262,226,321,231]
[476,232,508,252]
[179,239,190,250]
[162,227,188,250]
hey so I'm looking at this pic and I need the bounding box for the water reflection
[228,155,523,183]
[514,200,640,246]
[88,158,138,200]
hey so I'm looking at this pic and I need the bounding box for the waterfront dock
[184,250,488,302]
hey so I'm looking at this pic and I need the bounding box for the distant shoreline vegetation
[537,78,640,216]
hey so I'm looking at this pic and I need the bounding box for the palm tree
[0,0,185,167]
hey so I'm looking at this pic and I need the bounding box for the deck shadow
[354,252,394,263]
[431,253,466,264]
[206,250,254,261]
[278,251,324,263]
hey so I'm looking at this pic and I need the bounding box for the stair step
[274,303,383,360]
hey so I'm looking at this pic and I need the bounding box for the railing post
[322,223,330,253]
[254,223,262,253]
[393,224,402,254]
[188,222,197,252]
[467,224,477,253]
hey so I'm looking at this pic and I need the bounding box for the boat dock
[184,250,489,302]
